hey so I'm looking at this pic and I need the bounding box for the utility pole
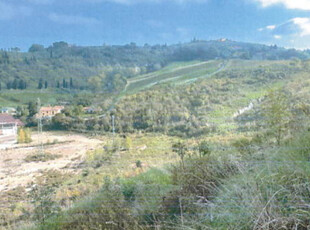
[111,114,117,152]
[112,114,115,136]
[37,98,44,154]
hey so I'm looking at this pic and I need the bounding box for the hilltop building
[37,106,64,118]
[0,114,24,148]
[217,38,228,42]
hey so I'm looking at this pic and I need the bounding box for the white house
[0,107,16,115]
[0,114,24,149]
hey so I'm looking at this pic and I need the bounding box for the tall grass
[188,131,310,229]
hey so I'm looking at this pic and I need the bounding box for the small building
[83,107,102,114]
[0,114,24,148]
[83,106,93,113]
[38,106,64,118]
[1,107,17,116]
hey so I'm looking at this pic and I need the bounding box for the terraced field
[125,60,226,94]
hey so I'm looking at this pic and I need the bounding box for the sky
[0,0,310,50]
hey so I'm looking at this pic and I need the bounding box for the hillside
[1,43,310,230]
[5,58,309,230]
[0,40,308,95]
[49,58,303,138]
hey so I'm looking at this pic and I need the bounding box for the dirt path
[0,132,102,192]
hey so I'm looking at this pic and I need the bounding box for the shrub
[41,178,140,230]
[231,137,253,155]
[24,153,60,163]
[197,141,211,157]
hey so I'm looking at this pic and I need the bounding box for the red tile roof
[0,114,24,126]
[40,106,64,112]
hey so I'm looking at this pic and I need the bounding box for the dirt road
[0,132,102,192]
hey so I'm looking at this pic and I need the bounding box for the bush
[41,178,140,230]
[171,156,238,199]
[231,137,253,155]
[17,128,31,144]
[24,153,60,162]
[198,141,211,157]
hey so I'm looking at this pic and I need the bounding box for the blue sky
[0,0,310,50]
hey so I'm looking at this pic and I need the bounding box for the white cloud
[258,17,310,48]
[258,24,276,32]
[292,17,310,36]
[259,17,310,37]
[255,0,310,10]
[266,25,276,30]
[49,13,100,26]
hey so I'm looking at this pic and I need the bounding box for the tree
[123,136,132,150]
[17,128,26,143]
[18,79,26,90]
[29,44,45,53]
[12,78,18,89]
[88,76,102,91]
[28,101,37,117]
[6,81,11,89]
[198,141,211,157]
[172,141,188,168]
[29,184,60,225]
[261,88,292,145]
[25,128,32,143]
[70,77,73,89]
[38,78,43,89]
[52,41,69,49]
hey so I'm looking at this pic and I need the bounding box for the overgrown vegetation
[2,41,310,229]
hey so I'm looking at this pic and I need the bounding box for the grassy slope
[5,59,310,229]
[0,89,78,107]
[125,60,223,94]
[0,61,223,108]
[115,59,298,135]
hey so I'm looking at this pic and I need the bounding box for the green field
[0,89,72,107]
[125,60,224,94]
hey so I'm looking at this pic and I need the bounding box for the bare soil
[0,132,102,192]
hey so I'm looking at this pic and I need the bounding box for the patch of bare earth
[0,132,102,192]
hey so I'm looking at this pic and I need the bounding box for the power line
[37,98,44,155]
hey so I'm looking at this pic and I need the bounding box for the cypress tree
[38,78,43,89]
[12,78,18,89]
[70,77,73,89]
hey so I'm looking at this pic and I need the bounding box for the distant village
[0,105,101,149]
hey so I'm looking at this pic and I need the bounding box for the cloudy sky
[0,0,310,50]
